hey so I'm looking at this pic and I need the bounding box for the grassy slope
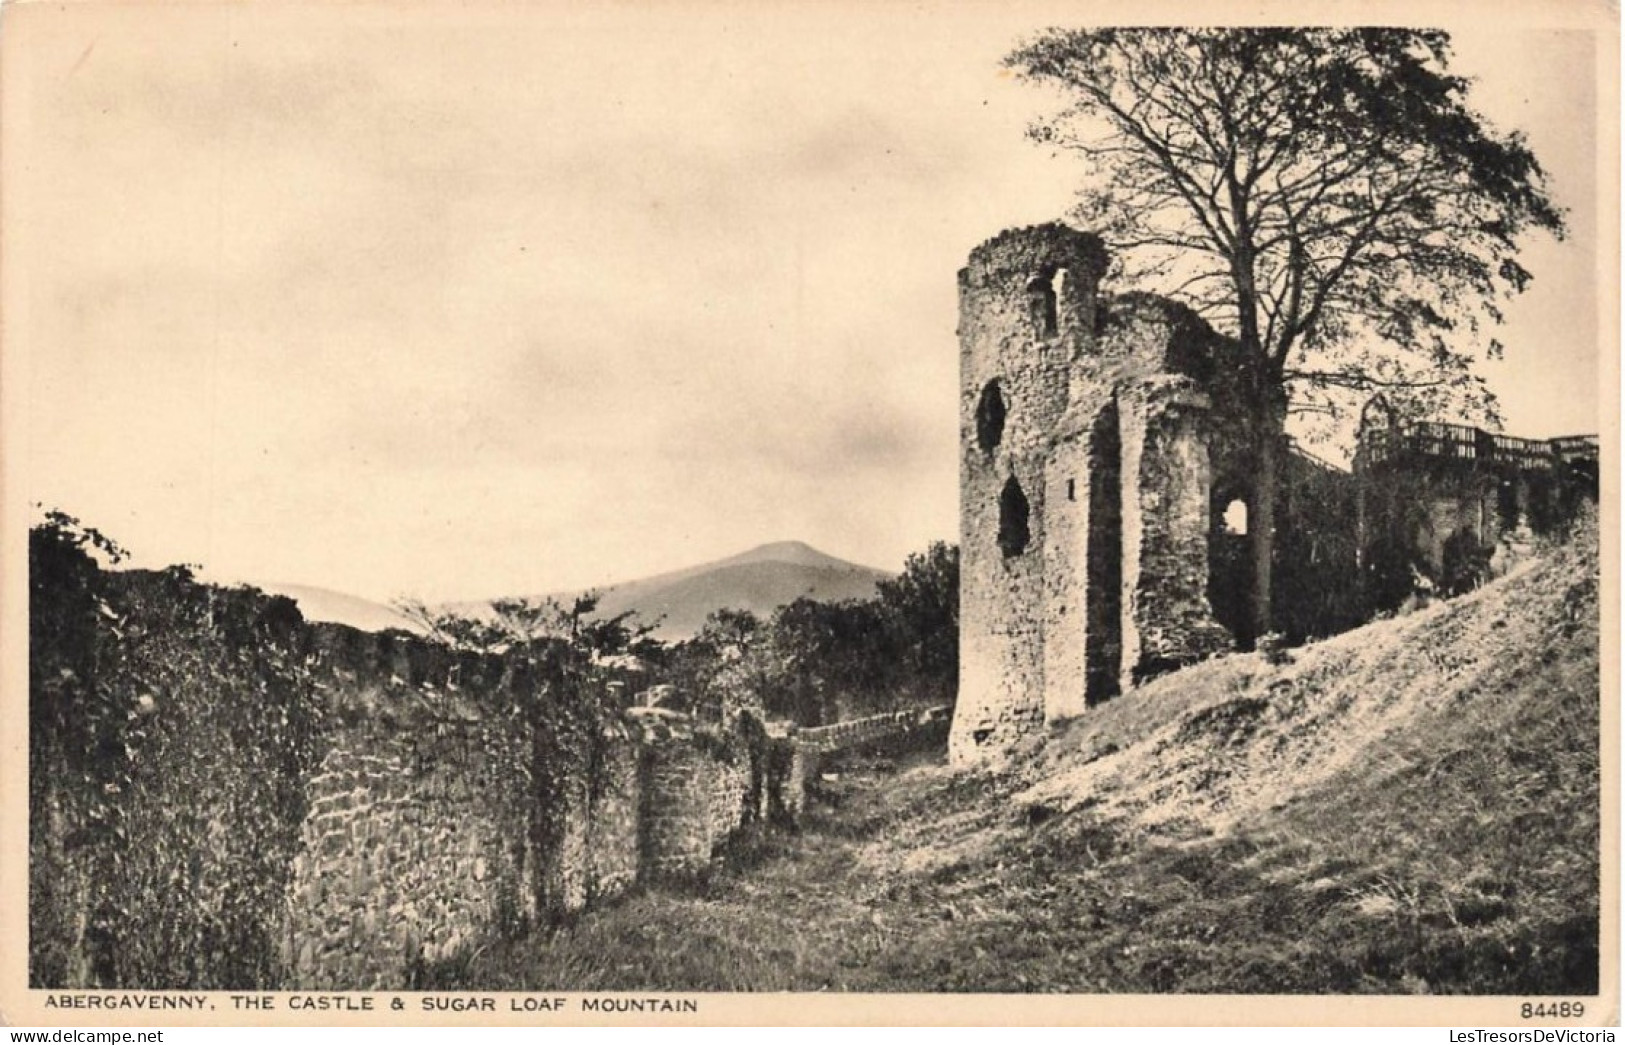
[456,520,1600,994]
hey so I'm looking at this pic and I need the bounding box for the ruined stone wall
[585,733,643,902]
[289,705,771,985]
[708,750,752,844]
[1367,464,1504,569]
[27,556,555,990]
[289,698,769,983]
[1356,461,1503,611]
[284,724,532,989]
[1117,376,1232,689]
[1079,404,1127,705]
[768,742,811,825]
[274,626,544,989]
[1040,423,1093,723]
[1270,448,1365,640]
[1352,424,1599,610]
[951,223,1602,765]
[952,224,1108,763]
[640,734,752,877]
[952,226,1240,764]
[1096,297,1238,690]
[538,747,592,917]
[31,546,791,990]
[28,565,324,990]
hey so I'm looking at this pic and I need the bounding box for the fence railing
[793,704,951,752]
[1356,422,1598,474]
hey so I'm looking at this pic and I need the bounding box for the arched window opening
[975,380,1006,453]
[1222,499,1248,536]
[999,476,1031,558]
[1026,268,1061,337]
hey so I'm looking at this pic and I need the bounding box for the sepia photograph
[1,0,1616,1027]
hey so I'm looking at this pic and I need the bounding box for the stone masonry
[949,224,1600,766]
[951,225,1249,765]
[28,553,817,990]
[284,727,533,990]
[284,697,778,988]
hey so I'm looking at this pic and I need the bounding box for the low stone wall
[283,725,533,989]
[30,538,800,991]
[641,734,753,878]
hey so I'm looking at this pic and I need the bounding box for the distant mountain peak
[720,540,864,570]
[751,539,818,555]
[224,539,893,641]
[576,539,891,639]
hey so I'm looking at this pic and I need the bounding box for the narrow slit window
[976,380,1006,452]
[1027,270,1059,337]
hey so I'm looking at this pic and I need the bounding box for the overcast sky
[5,5,1606,603]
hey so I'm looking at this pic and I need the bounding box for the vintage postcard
[0,0,1617,1028]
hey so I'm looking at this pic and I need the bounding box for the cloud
[15,10,1595,601]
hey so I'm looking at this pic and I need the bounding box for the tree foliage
[876,541,960,706]
[30,512,326,988]
[392,591,662,720]
[658,608,780,722]
[394,592,649,659]
[662,542,960,726]
[1007,28,1564,633]
[1010,27,1564,428]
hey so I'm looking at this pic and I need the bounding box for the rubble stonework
[951,225,1250,764]
[284,728,534,990]
[1118,376,1235,690]
[28,561,814,990]
[949,224,1600,766]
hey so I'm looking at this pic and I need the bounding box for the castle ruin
[949,223,1598,765]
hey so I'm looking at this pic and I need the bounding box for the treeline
[397,542,960,728]
[651,542,960,726]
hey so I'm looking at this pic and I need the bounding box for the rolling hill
[210,579,427,635]
[235,541,891,640]
[483,540,892,640]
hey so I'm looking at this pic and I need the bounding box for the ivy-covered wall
[30,523,794,990]
[30,528,327,990]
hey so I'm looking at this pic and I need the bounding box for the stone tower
[949,224,1237,766]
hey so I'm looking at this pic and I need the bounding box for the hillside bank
[464,513,1601,994]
